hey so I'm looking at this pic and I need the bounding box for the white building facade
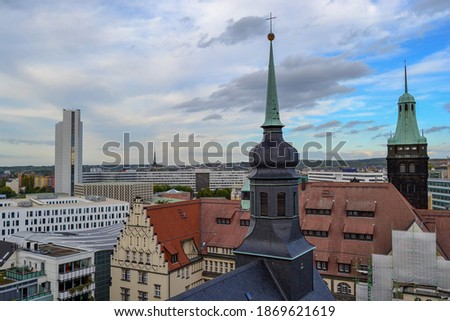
[55,109,83,195]
[83,169,248,192]
[306,171,387,183]
[0,195,129,241]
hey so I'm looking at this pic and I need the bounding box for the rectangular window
[240,219,250,226]
[302,230,328,237]
[138,291,148,301]
[306,209,331,215]
[120,288,130,301]
[277,192,286,216]
[154,284,161,298]
[316,261,328,271]
[344,233,373,241]
[216,218,231,224]
[138,271,148,284]
[260,192,268,216]
[121,268,130,281]
[338,263,351,274]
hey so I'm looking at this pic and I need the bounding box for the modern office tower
[55,109,83,195]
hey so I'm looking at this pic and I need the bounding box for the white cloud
[1,0,450,165]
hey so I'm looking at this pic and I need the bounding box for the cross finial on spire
[266,12,276,33]
[266,12,276,41]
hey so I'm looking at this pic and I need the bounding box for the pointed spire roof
[398,62,415,104]
[388,62,426,145]
[262,31,284,128]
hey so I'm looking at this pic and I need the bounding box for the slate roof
[171,259,333,301]
[0,241,17,267]
[299,182,423,277]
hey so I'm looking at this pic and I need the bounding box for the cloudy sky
[0,0,449,166]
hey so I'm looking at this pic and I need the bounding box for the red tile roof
[343,221,375,235]
[302,218,331,232]
[299,182,423,277]
[145,198,250,270]
[146,200,201,271]
[305,198,334,210]
[199,199,249,251]
[414,209,450,259]
[346,200,376,212]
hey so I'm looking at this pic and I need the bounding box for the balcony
[19,291,53,301]
[58,266,95,281]
[5,267,45,281]
[58,283,95,301]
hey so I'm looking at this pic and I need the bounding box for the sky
[0,0,449,167]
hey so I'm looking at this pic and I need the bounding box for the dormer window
[216,218,231,224]
[171,254,178,263]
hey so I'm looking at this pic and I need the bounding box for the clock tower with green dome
[386,64,429,209]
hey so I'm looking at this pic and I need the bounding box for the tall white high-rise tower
[55,109,83,195]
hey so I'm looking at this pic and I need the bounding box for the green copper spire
[398,62,415,104]
[262,28,284,128]
[388,63,426,145]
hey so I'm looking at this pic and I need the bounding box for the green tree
[196,188,213,198]
[153,185,171,193]
[213,188,231,200]
[21,174,35,193]
[172,185,193,193]
[0,186,17,198]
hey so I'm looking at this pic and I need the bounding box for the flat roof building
[0,194,129,241]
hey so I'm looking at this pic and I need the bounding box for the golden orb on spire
[267,32,275,41]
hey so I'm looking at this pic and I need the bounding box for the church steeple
[387,62,429,209]
[234,20,317,300]
[388,63,426,145]
[262,34,284,128]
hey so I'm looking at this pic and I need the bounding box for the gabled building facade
[110,198,204,301]
[110,197,248,300]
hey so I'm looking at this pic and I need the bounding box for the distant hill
[1,158,446,174]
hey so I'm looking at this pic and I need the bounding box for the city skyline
[0,1,449,166]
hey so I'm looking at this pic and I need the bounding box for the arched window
[260,192,268,216]
[337,282,352,295]
[277,192,286,216]
[399,163,406,173]
[409,163,415,173]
